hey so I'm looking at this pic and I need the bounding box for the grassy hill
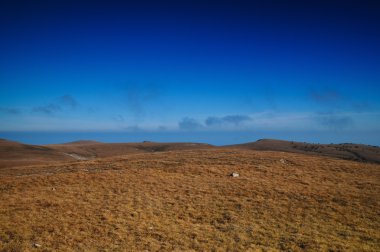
[0,139,72,168]
[226,139,380,164]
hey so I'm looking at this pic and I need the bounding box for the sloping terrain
[0,139,72,168]
[0,149,379,251]
[0,139,213,168]
[47,141,213,159]
[2,138,379,170]
[227,139,380,164]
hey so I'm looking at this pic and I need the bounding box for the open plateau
[0,138,379,251]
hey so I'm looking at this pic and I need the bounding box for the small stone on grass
[33,243,42,248]
[230,172,239,177]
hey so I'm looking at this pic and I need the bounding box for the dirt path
[63,152,89,160]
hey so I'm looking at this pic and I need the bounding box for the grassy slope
[0,139,72,168]
[227,139,380,164]
[1,149,379,251]
[2,138,379,170]
[0,139,213,169]
[47,141,213,159]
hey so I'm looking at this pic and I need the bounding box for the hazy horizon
[1,130,380,147]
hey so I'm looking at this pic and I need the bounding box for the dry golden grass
[0,149,379,251]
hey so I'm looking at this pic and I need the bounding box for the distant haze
[1,131,379,147]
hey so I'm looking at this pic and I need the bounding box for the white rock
[231,172,240,177]
[34,243,42,248]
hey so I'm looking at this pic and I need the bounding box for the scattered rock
[230,172,240,177]
[33,243,42,248]
[51,187,56,191]
[280,158,286,164]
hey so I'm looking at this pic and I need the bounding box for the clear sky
[1,0,379,145]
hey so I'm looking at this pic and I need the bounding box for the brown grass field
[0,146,379,251]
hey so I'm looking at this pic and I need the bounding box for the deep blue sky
[1,0,379,145]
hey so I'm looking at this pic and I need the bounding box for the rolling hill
[0,139,72,168]
[0,139,213,168]
[226,139,380,164]
[1,138,379,170]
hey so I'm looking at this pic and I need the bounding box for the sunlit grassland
[1,149,379,251]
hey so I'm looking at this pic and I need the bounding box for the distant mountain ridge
[62,140,102,145]
[0,138,379,169]
[0,139,213,168]
[226,139,380,164]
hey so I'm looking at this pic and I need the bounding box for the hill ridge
[1,138,379,168]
